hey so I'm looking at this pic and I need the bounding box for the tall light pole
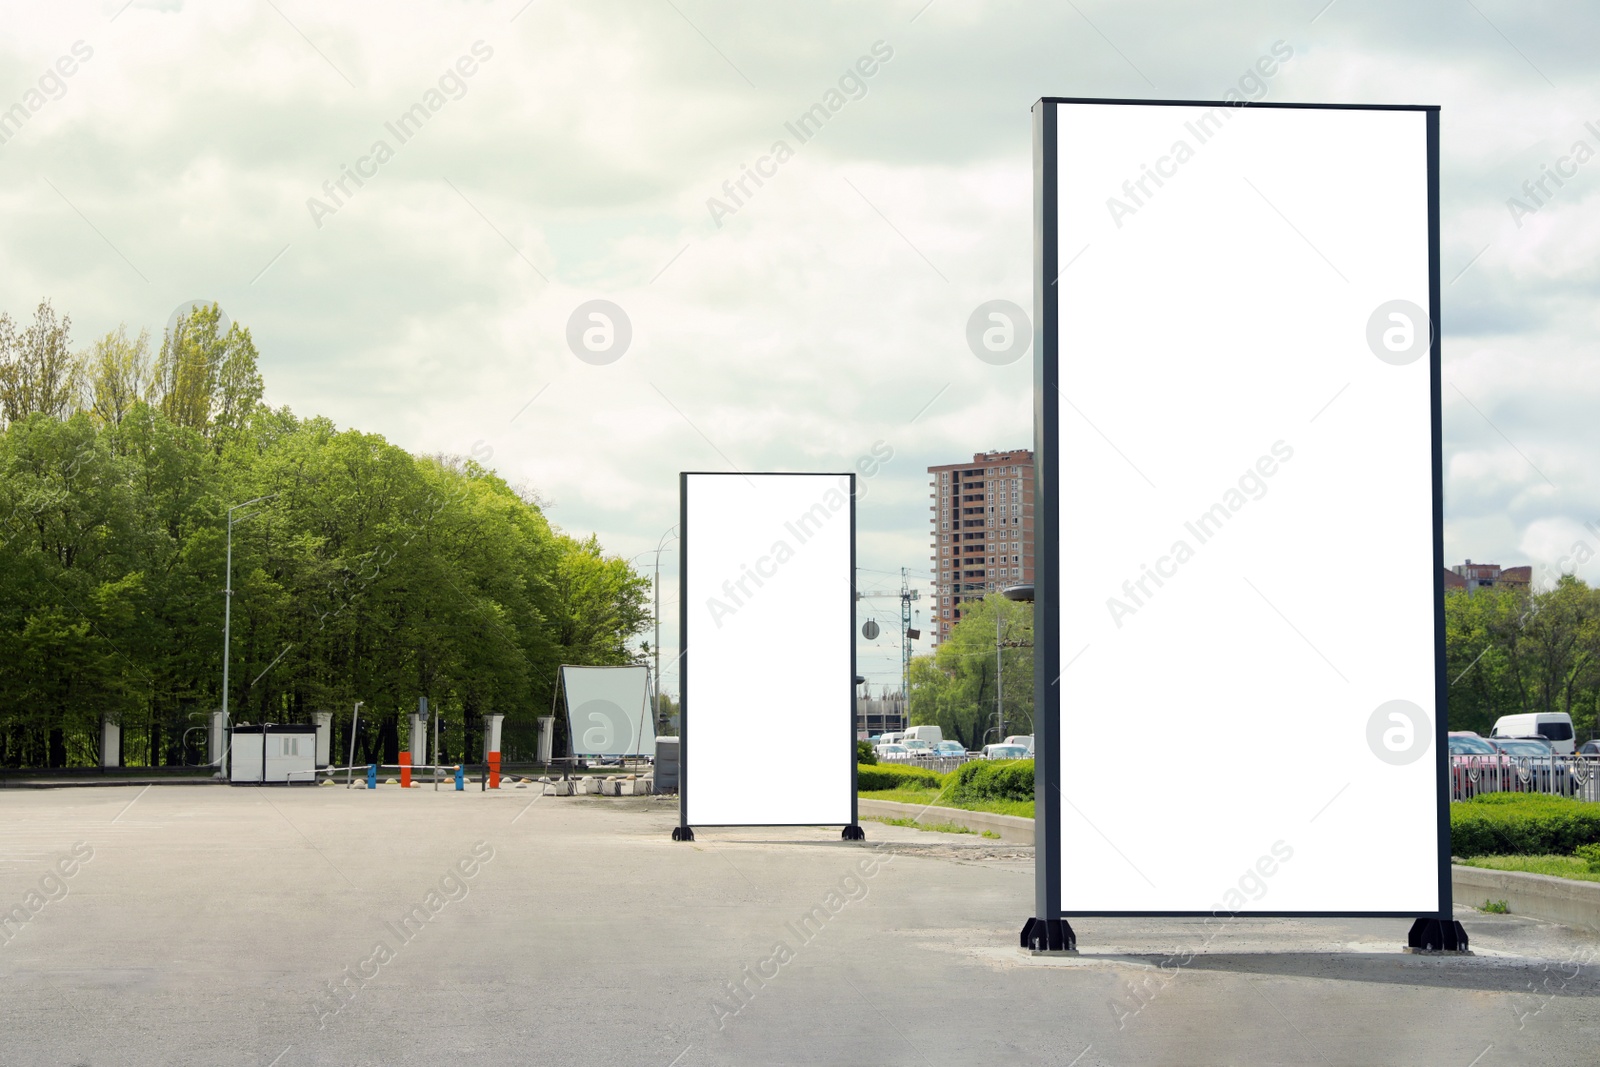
[221,494,277,773]
[996,606,1005,743]
[653,525,679,731]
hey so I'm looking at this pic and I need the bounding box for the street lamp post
[653,525,679,732]
[220,494,277,776]
[996,608,1004,743]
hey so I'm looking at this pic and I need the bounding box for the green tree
[0,300,78,426]
[908,593,1033,750]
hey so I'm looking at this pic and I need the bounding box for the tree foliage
[907,593,1033,751]
[0,302,650,768]
[1446,578,1600,737]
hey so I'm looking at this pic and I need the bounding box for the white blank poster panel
[1051,102,1437,913]
[684,473,853,826]
[562,665,652,757]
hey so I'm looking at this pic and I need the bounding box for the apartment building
[928,449,1034,645]
[1449,560,1532,594]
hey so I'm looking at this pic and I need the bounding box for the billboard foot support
[671,825,695,842]
[841,824,865,841]
[1020,917,1077,955]
[1404,917,1470,954]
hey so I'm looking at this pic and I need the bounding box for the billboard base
[1020,917,1077,954]
[841,824,865,841]
[1404,917,1470,954]
[671,825,695,842]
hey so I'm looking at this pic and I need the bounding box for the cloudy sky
[2,0,1596,697]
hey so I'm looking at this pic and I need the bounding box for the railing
[876,753,983,774]
[1450,754,1600,802]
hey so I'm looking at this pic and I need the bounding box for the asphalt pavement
[0,783,1595,1066]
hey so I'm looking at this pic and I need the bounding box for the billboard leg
[671,825,695,842]
[1020,917,1077,955]
[841,824,865,841]
[1404,917,1470,954]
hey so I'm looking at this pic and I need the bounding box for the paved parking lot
[1,783,1597,1066]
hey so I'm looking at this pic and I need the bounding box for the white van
[1491,713,1575,755]
[903,725,943,747]
[878,732,903,747]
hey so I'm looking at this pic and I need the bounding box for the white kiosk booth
[229,724,319,784]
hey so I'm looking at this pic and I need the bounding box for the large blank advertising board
[560,665,652,758]
[1036,100,1443,915]
[681,472,855,827]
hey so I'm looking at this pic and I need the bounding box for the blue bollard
[367,764,377,789]
[455,765,464,791]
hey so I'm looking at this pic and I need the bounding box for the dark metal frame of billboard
[673,471,863,842]
[1024,98,1462,954]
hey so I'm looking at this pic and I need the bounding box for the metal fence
[1449,754,1600,802]
[877,754,985,775]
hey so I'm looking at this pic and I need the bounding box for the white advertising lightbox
[679,472,856,829]
[1034,99,1445,918]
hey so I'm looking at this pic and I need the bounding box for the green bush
[947,758,1035,805]
[856,740,877,766]
[1451,794,1600,856]
[856,763,943,791]
[1575,843,1600,871]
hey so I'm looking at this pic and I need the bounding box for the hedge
[856,763,944,791]
[856,740,877,766]
[1450,793,1600,856]
[947,758,1034,805]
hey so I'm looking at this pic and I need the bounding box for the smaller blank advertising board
[680,472,856,828]
[560,664,653,758]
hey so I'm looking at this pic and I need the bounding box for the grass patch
[1479,898,1510,914]
[872,815,975,835]
[1459,854,1600,884]
[860,787,1035,819]
[981,830,1001,840]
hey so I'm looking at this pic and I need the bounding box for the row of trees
[1446,577,1600,737]
[907,578,1600,744]
[0,301,650,768]
[907,593,1033,750]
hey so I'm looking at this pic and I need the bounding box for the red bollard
[399,751,412,788]
[488,751,501,790]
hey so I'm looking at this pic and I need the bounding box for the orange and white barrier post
[399,751,412,788]
[488,751,501,789]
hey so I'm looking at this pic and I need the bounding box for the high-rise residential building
[927,449,1034,645]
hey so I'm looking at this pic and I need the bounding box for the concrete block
[543,779,575,796]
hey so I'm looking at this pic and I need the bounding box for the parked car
[1487,737,1579,795]
[902,739,935,759]
[879,732,904,747]
[1447,734,1496,756]
[933,740,966,758]
[1448,733,1501,799]
[1579,740,1600,760]
[1491,712,1576,755]
[1002,734,1033,750]
[903,725,943,747]
[983,744,1030,760]
[876,743,910,761]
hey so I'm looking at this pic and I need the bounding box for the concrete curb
[1453,863,1600,931]
[859,798,1034,843]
